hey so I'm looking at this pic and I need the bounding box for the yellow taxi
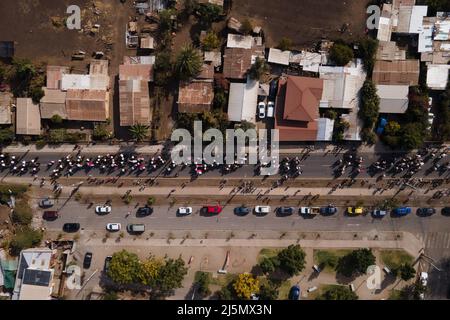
[347,207,364,216]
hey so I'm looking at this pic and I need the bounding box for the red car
[205,205,223,215]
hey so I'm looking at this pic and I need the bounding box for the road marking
[347,224,360,227]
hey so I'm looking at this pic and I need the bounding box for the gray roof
[22,269,52,287]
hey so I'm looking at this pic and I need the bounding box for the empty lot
[231,0,371,48]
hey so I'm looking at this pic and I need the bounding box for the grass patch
[277,280,293,300]
[380,250,414,269]
[208,273,237,287]
[313,249,352,273]
[388,289,403,300]
[257,248,279,263]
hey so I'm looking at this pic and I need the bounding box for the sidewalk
[2,144,163,155]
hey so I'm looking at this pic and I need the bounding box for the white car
[428,97,433,107]
[266,101,275,118]
[106,223,121,232]
[258,102,266,119]
[300,207,312,215]
[178,207,193,216]
[96,206,112,214]
[428,113,435,127]
[420,272,428,286]
[254,206,271,215]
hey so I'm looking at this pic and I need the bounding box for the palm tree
[175,45,203,80]
[129,124,149,142]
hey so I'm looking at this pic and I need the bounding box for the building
[290,51,324,73]
[227,78,259,123]
[372,60,420,86]
[396,5,428,34]
[118,57,154,126]
[39,88,68,120]
[267,48,291,66]
[140,34,155,50]
[198,0,224,6]
[377,84,409,114]
[177,80,214,113]
[16,98,41,135]
[0,41,14,58]
[45,66,69,90]
[227,34,254,49]
[223,48,254,79]
[376,41,407,61]
[12,248,54,300]
[0,92,12,124]
[65,89,109,122]
[204,51,222,68]
[377,5,394,42]
[274,76,323,141]
[426,64,450,90]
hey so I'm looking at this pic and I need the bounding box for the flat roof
[227,34,254,49]
[268,48,291,66]
[427,64,450,90]
[377,84,409,113]
[16,98,41,135]
[228,78,259,123]
[61,74,91,91]
[316,118,334,141]
[0,92,12,124]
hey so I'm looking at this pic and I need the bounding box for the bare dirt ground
[230,0,371,48]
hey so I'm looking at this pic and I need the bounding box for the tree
[385,121,401,136]
[155,50,173,86]
[358,38,378,75]
[103,291,119,300]
[248,57,270,81]
[48,129,66,144]
[336,248,376,278]
[0,127,14,145]
[12,200,32,225]
[324,108,337,120]
[195,3,222,28]
[30,86,44,104]
[400,123,425,150]
[233,273,260,300]
[277,37,293,51]
[9,227,43,256]
[138,256,163,286]
[153,257,188,296]
[259,281,279,300]
[361,128,377,145]
[129,124,149,142]
[240,19,253,35]
[277,245,306,276]
[107,250,142,285]
[175,45,203,80]
[50,114,63,125]
[93,123,111,141]
[259,256,280,274]
[213,88,227,109]
[396,263,416,282]
[330,43,354,66]
[201,31,220,51]
[316,285,358,300]
[196,272,212,298]
[359,80,380,130]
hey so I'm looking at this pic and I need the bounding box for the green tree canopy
[201,31,220,51]
[258,281,279,300]
[153,257,188,296]
[358,38,378,75]
[330,43,354,66]
[195,3,222,28]
[316,285,358,300]
[129,124,149,142]
[48,129,67,144]
[359,80,380,130]
[277,37,293,51]
[12,200,33,225]
[248,57,270,81]
[240,19,253,35]
[196,272,212,298]
[107,250,142,285]
[277,245,306,276]
[259,256,280,274]
[0,127,14,146]
[336,248,376,278]
[175,45,203,80]
[50,114,63,124]
[396,263,416,281]
[233,273,260,300]
[9,227,43,256]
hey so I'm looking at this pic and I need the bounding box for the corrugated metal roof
[46,66,69,90]
[178,80,214,113]
[377,17,393,42]
[0,92,12,124]
[377,84,409,113]
[373,59,420,85]
[268,48,291,66]
[223,48,253,79]
[119,79,150,126]
[16,98,41,135]
[227,78,259,123]
[89,59,109,76]
[61,74,91,91]
[65,89,108,121]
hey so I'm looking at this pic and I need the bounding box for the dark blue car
[393,207,412,216]
[289,285,301,300]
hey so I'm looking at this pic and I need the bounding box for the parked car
[393,207,412,216]
[277,207,295,216]
[95,206,111,215]
[288,285,301,300]
[136,207,153,217]
[104,256,112,273]
[320,206,338,215]
[83,252,93,269]
[347,207,364,216]
[254,206,271,215]
[299,207,314,216]
[234,206,250,216]
[178,207,193,216]
[39,198,54,208]
[266,101,275,118]
[420,272,428,286]
[417,208,436,216]
[42,211,59,221]
[258,102,266,119]
[428,113,435,127]
[372,209,387,218]
[106,223,121,232]
[126,224,145,234]
[63,223,80,233]
[442,207,450,216]
[204,205,223,215]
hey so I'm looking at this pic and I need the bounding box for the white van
[127,224,145,234]
[267,101,275,118]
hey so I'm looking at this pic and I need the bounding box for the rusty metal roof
[223,48,253,79]
[16,98,41,135]
[119,79,150,127]
[65,89,108,121]
[373,59,420,86]
[177,80,214,113]
[46,66,70,90]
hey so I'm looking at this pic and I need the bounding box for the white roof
[409,6,428,33]
[435,17,450,41]
[377,16,392,42]
[267,48,291,66]
[418,23,434,53]
[290,51,322,72]
[427,64,450,90]
[228,78,259,123]
[227,34,254,49]
[316,118,334,141]
[377,84,409,113]
[61,74,91,90]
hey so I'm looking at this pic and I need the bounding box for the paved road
[40,202,450,235]
[3,151,450,180]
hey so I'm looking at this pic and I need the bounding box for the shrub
[330,43,354,66]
